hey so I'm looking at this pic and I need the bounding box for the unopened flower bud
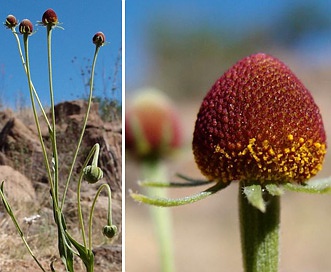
[19,19,33,35]
[42,8,58,26]
[126,88,182,161]
[83,165,103,184]
[93,32,106,47]
[102,224,117,238]
[4,15,18,28]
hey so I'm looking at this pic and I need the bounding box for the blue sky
[126,0,331,93]
[4,1,331,108]
[1,1,121,108]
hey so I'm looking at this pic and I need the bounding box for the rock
[0,165,35,202]
[0,109,13,131]
[54,100,99,124]
[0,118,45,182]
[0,117,42,153]
[53,100,122,191]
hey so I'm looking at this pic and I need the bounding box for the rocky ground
[0,100,122,272]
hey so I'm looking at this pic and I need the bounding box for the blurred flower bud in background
[126,88,182,161]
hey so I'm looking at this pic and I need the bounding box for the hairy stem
[142,161,175,272]
[239,182,280,272]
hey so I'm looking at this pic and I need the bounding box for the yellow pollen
[204,136,326,184]
[287,134,294,141]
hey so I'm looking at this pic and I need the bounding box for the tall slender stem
[11,28,51,129]
[142,161,175,272]
[23,34,56,205]
[46,25,59,200]
[239,182,280,272]
[61,46,100,210]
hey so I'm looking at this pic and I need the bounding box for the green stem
[142,161,175,272]
[77,170,88,251]
[239,182,280,272]
[11,27,51,130]
[88,183,112,250]
[23,34,55,205]
[61,45,101,211]
[77,144,99,251]
[46,25,59,200]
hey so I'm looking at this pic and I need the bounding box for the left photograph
[0,2,122,272]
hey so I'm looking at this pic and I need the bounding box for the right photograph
[125,1,331,272]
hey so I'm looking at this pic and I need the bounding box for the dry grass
[0,182,122,271]
[0,104,122,271]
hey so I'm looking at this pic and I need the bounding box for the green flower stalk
[127,89,183,272]
[131,53,328,272]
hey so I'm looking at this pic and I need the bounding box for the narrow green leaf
[0,181,12,215]
[284,177,331,194]
[176,173,215,185]
[65,230,94,270]
[130,181,229,207]
[139,179,213,187]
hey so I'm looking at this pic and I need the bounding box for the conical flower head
[42,8,58,26]
[19,19,33,35]
[5,15,18,28]
[193,53,327,184]
[93,32,106,47]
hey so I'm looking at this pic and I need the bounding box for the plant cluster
[1,9,117,272]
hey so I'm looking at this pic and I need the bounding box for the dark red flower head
[193,53,327,184]
[19,19,33,35]
[93,32,106,47]
[42,8,58,26]
[4,14,18,28]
